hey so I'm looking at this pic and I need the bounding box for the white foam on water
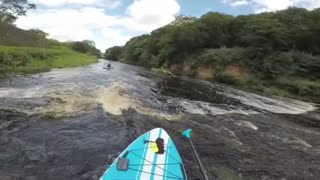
[0,88,22,97]
[222,127,237,138]
[96,83,181,120]
[220,127,244,146]
[96,83,138,115]
[270,135,312,148]
[179,101,207,115]
[0,82,179,119]
[200,102,259,115]
[235,121,258,131]
[0,73,315,119]
[35,91,96,117]
[0,86,47,98]
[220,89,316,114]
[173,98,259,116]
[290,137,312,148]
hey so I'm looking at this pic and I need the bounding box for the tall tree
[0,0,36,24]
[71,40,101,56]
[29,29,48,38]
[308,8,320,54]
[82,40,96,47]
[236,14,290,51]
[274,8,310,51]
[198,12,234,48]
[105,46,123,61]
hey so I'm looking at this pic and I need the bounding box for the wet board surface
[100,128,187,180]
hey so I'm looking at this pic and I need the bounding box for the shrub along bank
[105,8,320,103]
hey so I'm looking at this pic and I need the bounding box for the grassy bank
[0,46,97,76]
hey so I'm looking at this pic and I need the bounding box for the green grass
[50,51,97,68]
[0,46,97,75]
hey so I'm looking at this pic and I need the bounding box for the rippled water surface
[0,60,319,180]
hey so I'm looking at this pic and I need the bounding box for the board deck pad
[100,128,187,180]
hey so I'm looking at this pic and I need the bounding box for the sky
[16,0,320,51]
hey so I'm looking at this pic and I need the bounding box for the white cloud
[18,7,119,29]
[294,0,320,9]
[224,0,320,12]
[224,0,249,7]
[124,0,180,32]
[31,0,122,9]
[16,0,180,51]
[16,7,123,50]
[46,27,94,41]
[98,28,133,49]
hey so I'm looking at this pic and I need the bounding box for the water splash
[235,120,258,131]
[96,83,138,116]
[220,89,316,114]
[270,135,312,148]
[35,91,97,117]
[168,98,259,116]
[0,61,316,118]
[19,82,174,119]
[0,86,44,98]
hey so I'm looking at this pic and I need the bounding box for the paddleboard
[100,128,187,180]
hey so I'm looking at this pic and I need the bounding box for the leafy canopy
[0,0,35,23]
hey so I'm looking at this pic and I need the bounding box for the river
[0,60,319,180]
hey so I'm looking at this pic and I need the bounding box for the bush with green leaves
[104,7,320,103]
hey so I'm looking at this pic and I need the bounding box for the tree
[198,12,234,48]
[274,8,310,51]
[235,14,290,51]
[0,0,36,23]
[170,15,197,26]
[29,29,48,38]
[307,8,320,54]
[121,35,150,63]
[72,42,88,53]
[105,46,123,61]
[71,40,101,56]
[82,40,95,47]
[105,7,320,82]
[156,23,207,65]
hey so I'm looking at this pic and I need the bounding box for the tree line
[105,8,320,102]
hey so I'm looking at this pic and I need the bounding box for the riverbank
[0,46,97,77]
[151,65,320,104]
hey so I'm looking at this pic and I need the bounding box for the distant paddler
[104,61,112,69]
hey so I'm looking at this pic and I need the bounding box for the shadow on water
[0,61,319,180]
